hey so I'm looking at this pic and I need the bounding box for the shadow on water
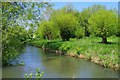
[2,46,118,78]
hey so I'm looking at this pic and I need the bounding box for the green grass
[31,36,119,70]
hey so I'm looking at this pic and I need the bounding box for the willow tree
[88,10,118,43]
[50,9,79,41]
[36,20,59,40]
[78,4,106,37]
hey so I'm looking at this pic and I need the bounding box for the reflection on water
[2,46,118,78]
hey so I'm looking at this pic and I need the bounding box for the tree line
[36,4,118,43]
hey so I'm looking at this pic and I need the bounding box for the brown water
[2,46,118,78]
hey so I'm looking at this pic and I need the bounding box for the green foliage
[31,36,119,70]
[2,2,53,28]
[115,26,120,37]
[78,4,106,37]
[2,2,53,65]
[88,10,118,43]
[35,4,117,41]
[25,68,44,79]
[36,20,60,39]
[2,26,29,65]
[75,27,85,39]
[50,9,79,41]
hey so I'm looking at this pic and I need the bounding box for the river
[2,46,118,78]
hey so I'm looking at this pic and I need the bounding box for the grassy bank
[31,36,119,71]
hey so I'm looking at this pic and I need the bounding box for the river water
[2,46,118,78]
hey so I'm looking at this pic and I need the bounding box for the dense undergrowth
[31,36,119,71]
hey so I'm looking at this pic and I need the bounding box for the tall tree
[78,4,106,37]
[2,2,53,65]
[50,9,79,41]
[88,10,118,43]
[36,20,59,40]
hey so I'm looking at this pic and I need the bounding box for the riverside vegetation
[2,2,52,65]
[31,36,119,71]
[25,68,44,79]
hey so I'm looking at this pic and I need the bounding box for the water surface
[2,46,118,78]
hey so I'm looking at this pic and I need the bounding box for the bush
[2,26,29,65]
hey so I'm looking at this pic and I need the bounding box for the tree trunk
[85,26,90,37]
[102,36,107,44]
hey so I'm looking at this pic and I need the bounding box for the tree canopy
[2,2,53,65]
[88,10,118,43]
[50,9,79,41]
[36,20,60,40]
[78,4,106,37]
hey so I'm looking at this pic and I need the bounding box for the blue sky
[52,2,118,11]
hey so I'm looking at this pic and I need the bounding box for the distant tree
[78,4,106,37]
[50,9,79,41]
[61,4,85,39]
[36,20,59,40]
[109,8,119,37]
[88,10,118,43]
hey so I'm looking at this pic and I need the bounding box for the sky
[52,2,118,12]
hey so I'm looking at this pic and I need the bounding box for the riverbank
[31,36,119,71]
